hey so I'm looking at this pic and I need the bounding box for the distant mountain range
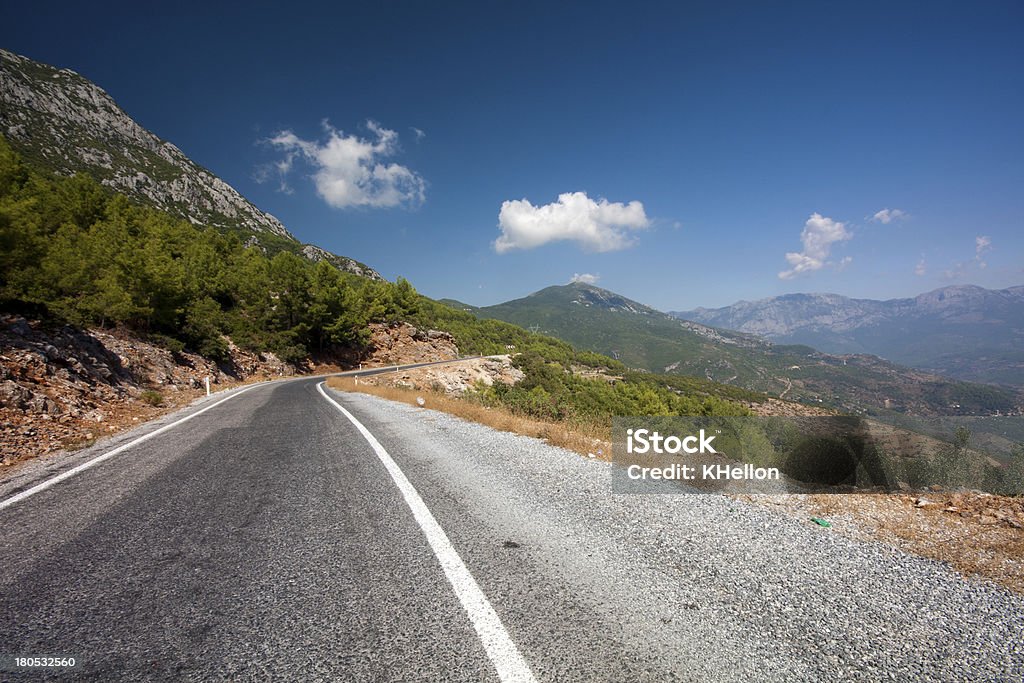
[0,48,380,279]
[672,285,1024,387]
[449,282,1021,416]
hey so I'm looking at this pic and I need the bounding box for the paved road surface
[1,377,1022,681]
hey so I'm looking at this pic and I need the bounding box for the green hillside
[0,135,767,426]
[471,283,1020,416]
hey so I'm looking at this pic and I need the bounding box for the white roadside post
[204,376,211,396]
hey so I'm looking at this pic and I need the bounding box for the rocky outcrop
[365,323,459,366]
[0,315,303,465]
[300,245,382,281]
[0,316,469,465]
[359,356,524,396]
[0,48,383,280]
[0,49,291,239]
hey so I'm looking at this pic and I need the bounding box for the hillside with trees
[0,134,766,462]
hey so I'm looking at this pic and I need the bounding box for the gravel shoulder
[332,388,1024,683]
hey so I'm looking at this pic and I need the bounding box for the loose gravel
[337,389,1024,683]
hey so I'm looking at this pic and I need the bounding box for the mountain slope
[673,285,1024,386]
[472,283,1020,416]
[0,48,379,280]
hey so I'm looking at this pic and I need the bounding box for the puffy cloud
[778,213,852,280]
[570,273,600,285]
[871,208,908,224]
[494,192,649,253]
[263,120,425,209]
[914,257,927,276]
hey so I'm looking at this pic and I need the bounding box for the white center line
[317,382,537,683]
[0,384,259,511]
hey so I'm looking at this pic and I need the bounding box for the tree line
[0,134,754,423]
[0,136,420,362]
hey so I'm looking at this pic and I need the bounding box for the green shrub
[140,389,163,407]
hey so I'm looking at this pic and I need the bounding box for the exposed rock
[0,48,383,281]
[300,244,381,281]
[365,323,459,366]
[0,314,306,465]
[0,49,291,239]
[359,356,524,396]
[1,314,470,466]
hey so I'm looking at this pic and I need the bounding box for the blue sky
[3,1,1022,309]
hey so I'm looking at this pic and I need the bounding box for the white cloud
[263,120,425,209]
[569,273,600,285]
[411,126,426,141]
[871,208,908,224]
[494,192,649,253]
[914,257,927,276]
[778,213,853,280]
[975,235,992,268]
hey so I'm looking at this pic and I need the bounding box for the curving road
[0,376,1022,681]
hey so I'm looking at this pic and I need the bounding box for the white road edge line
[0,384,260,512]
[316,382,537,683]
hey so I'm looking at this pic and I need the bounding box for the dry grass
[741,492,1024,594]
[328,375,1024,595]
[326,376,612,458]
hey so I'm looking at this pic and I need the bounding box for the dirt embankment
[363,323,458,366]
[0,317,459,467]
[0,315,308,465]
[355,355,523,395]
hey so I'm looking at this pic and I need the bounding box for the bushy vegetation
[466,351,751,423]
[910,428,1024,495]
[0,134,759,421]
[139,389,164,407]
[412,297,589,360]
[412,297,759,420]
[0,136,420,363]
[470,283,1020,417]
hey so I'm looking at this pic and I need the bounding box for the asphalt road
[1,377,1022,681]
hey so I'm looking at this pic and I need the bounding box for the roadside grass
[742,491,1024,595]
[327,374,1024,595]
[139,389,164,407]
[326,376,612,459]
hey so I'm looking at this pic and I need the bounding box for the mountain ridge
[466,282,1021,416]
[672,284,1024,386]
[0,48,381,280]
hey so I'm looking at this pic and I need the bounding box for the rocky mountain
[468,282,1021,416]
[0,48,380,280]
[673,285,1024,387]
